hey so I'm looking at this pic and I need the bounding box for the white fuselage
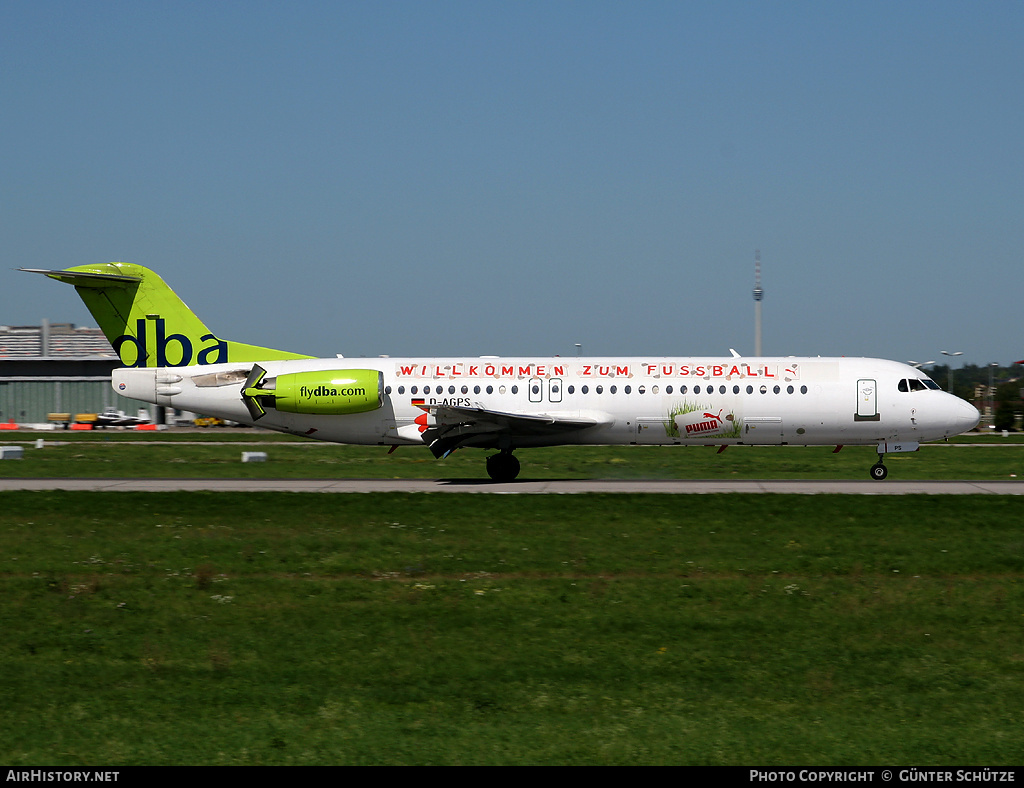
[113,355,980,450]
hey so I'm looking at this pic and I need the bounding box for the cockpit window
[899,378,937,392]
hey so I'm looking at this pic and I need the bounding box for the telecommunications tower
[752,250,764,357]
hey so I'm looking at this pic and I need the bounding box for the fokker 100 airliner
[23,263,980,481]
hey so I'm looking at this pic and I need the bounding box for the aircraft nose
[954,398,980,434]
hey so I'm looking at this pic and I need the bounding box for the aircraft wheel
[870,463,888,481]
[486,452,521,482]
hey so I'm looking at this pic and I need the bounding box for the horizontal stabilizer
[19,268,142,287]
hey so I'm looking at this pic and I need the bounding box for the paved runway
[1,477,1023,494]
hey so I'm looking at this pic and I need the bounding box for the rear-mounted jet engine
[241,365,383,421]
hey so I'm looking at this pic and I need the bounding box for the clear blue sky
[4,1,1021,368]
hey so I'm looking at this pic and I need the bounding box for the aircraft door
[636,418,673,444]
[547,378,562,403]
[529,378,543,403]
[743,416,783,444]
[855,379,880,421]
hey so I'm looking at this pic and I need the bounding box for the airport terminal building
[0,320,149,425]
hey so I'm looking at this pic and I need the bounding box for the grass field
[1,489,1023,765]
[2,431,1023,480]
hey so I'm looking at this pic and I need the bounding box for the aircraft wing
[420,403,608,458]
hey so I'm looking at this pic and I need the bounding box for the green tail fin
[22,263,313,367]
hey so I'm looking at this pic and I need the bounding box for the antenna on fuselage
[752,250,764,357]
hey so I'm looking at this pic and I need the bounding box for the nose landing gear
[869,441,919,480]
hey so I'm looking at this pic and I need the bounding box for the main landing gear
[486,450,521,482]
[870,454,888,481]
